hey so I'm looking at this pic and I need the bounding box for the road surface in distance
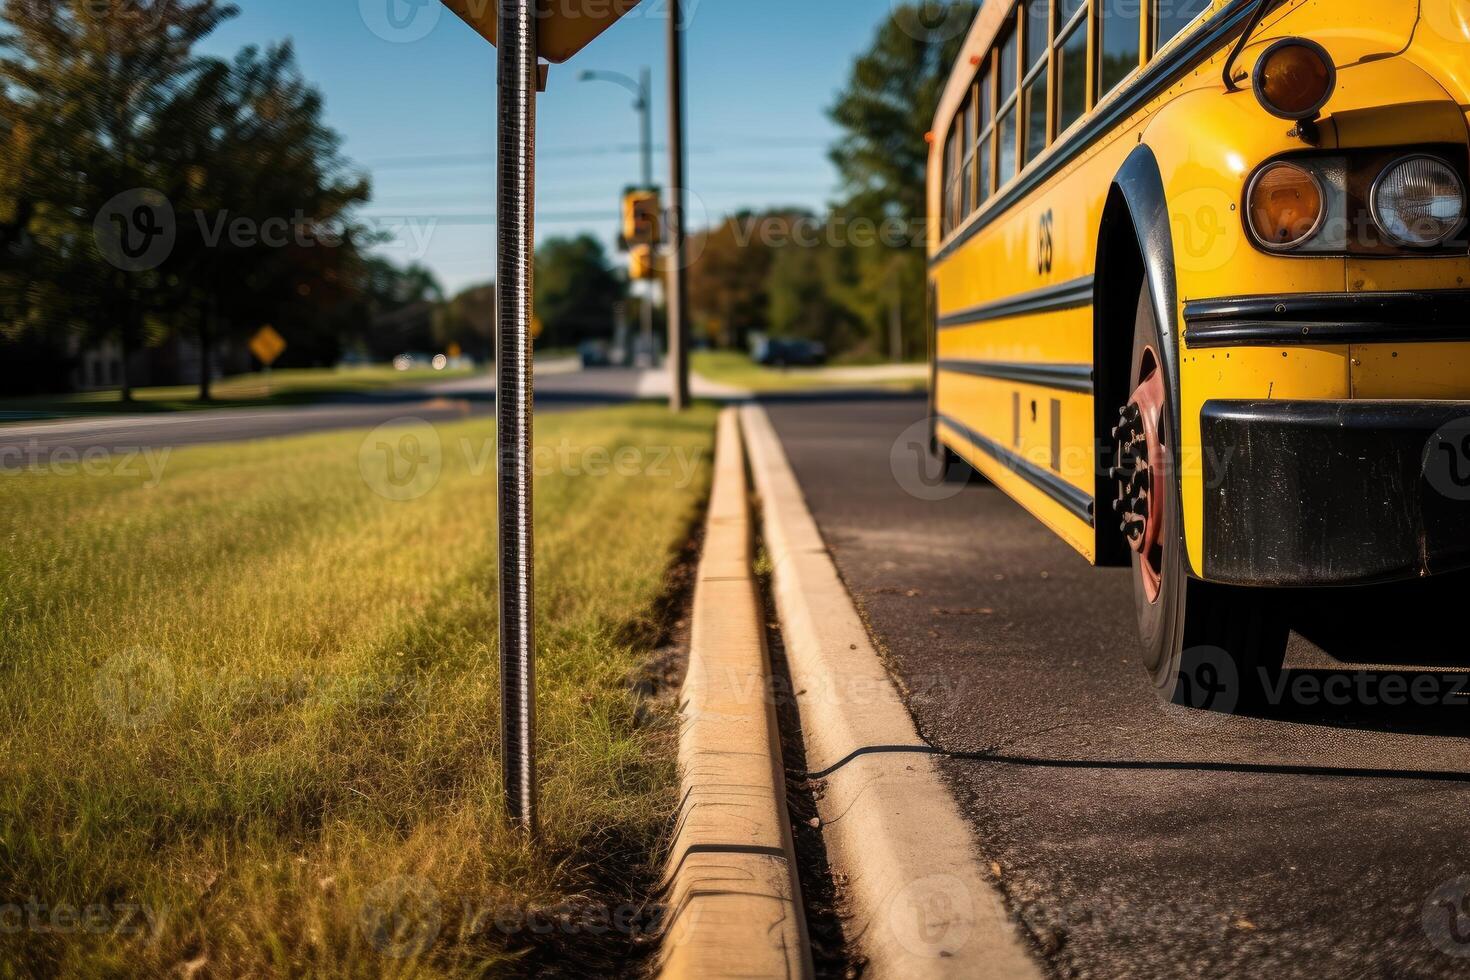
[0,366,726,460]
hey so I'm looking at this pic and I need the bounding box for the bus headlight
[1371,155,1467,247]
[1246,161,1325,249]
[1252,38,1335,121]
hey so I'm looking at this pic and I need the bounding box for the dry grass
[0,403,717,977]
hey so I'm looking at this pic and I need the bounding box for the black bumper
[1200,400,1470,586]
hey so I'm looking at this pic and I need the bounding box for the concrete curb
[740,404,1043,980]
[656,408,813,980]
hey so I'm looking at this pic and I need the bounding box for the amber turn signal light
[1247,161,1325,249]
[1252,38,1335,120]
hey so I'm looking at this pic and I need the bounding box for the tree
[159,40,373,397]
[827,2,976,359]
[688,209,801,350]
[437,281,495,362]
[351,256,444,359]
[0,0,238,399]
[533,235,624,350]
[766,228,863,354]
[1,2,375,399]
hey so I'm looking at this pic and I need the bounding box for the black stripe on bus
[931,0,1270,267]
[937,276,1094,329]
[1184,289,1470,347]
[937,413,1095,526]
[939,359,1094,393]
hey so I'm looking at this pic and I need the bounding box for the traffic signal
[623,190,662,248]
[629,244,657,280]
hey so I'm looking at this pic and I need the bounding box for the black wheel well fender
[1093,144,1185,570]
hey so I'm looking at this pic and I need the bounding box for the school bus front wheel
[1122,283,1288,709]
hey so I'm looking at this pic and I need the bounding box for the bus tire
[1116,285,1287,714]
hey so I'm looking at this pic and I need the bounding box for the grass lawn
[0,365,477,420]
[691,350,925,393]
[0,402,717,976]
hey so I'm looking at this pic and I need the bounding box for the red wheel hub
[1114,348,1167,603]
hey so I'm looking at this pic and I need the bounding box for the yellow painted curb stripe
[656,408,813,980]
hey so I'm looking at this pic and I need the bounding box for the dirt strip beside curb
[740,404,1042,980]
[656,408,813,980]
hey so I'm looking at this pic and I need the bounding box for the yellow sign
[249,325,286,366]
[622,190,661,247]
[532,315,544,341]
[447,342,462,359]
[441,0,643,64]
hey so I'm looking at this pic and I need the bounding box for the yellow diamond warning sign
[440,0,643,63]
[249,325,287,366]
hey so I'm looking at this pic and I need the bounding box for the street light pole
[639,66,653,190]
[578,67,657,367]
[496,0,538,834]
[577,68,653,188]
[638,67,655,367]
[665,0,690,412]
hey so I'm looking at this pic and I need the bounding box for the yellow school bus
[927,0,1470,706]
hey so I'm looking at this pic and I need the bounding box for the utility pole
[496,0,538,834]
[665,0,690,411]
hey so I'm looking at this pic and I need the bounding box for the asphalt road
[0,366,727,461]
[763,394,1470,980]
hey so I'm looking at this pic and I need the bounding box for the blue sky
[201,0,905,295]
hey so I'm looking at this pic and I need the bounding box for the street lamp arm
[577,69,644,103]
[579,67,655,190]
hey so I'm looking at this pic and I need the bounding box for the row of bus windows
[942,0,1211,237]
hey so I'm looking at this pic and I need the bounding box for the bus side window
[941,127,950,234]
[1097,0,1141,99]
[975,59,994,206]
[1022,0,1050,167]
[961,89,974,217]
[996,21,1019,187]
[1055,0,1088,135]
[1155,0,1211,50]
[946,115,962,234]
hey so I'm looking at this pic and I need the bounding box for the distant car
[579,340,612,368]
[753,338,827,367]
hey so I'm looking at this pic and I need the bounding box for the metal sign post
[496,0,538,833]
[443,0,645,835]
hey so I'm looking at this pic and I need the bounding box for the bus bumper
[1199,400,1470,586]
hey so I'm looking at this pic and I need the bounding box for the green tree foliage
[438,281,495,362]
[0,0,381,398]
[680,4,975,362]
[688,210,794,350]
[827,1,976,358]
[161,41,373,397]
[766,230,864,354]
[533,235,625,350]
[351,256,445,359]
[0,0,238,398]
